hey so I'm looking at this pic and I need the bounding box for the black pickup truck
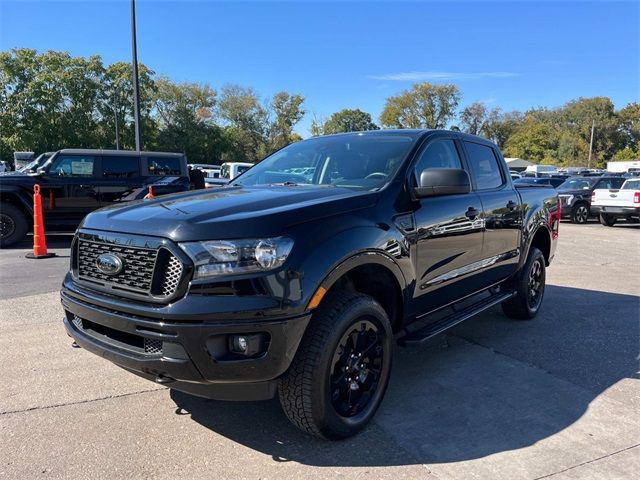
[61,130,559,439]
[0,149,190,247]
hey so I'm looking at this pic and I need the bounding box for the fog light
[228,333,268,357]
[232,335,248,353]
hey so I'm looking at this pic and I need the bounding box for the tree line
[1,48,638,167]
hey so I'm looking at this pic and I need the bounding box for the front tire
[571,203,590,224]
[502,247,546,320]
[278,290,393,439]
[0,203,29,248]
[599,213,616,227]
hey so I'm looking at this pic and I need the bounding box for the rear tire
[502,247,546,320]
[599,213,616,227]
[278,290,393,439]
[0,203,28,248]
[571,203,589,224]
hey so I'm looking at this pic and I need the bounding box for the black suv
[62,130,559,439]
[0,149,190,246]
[557,176,627,223]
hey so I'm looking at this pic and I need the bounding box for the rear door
[96,154,144,205]
[411,135,485,316]
[462,141,521,285]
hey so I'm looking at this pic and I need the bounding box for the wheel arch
[312,251,407,333]
[527,225,552,266]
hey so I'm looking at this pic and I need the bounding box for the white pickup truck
[591,178,640,226]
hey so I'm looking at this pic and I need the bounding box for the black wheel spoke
[329,318,385,418]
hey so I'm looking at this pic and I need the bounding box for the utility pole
[130,0,142,151]
[587,119,595,169]
[113,101,120,150]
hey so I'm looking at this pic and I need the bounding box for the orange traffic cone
[26,184,56,259]
[144,185,154,199]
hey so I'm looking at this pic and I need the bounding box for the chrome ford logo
[96,253,123,276]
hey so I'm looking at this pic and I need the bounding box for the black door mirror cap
[414,168,471,198]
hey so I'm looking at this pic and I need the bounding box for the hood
[81,185,378,241]
[0,172,38,182]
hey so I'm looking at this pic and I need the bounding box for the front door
[411,137,485,317]
[42,154,100,226]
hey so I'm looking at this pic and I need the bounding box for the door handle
[465,207,480,219]
[506,200,517,210]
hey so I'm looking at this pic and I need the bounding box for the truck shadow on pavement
[170,284,639,466]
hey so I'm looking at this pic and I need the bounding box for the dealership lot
[1,223,638,479]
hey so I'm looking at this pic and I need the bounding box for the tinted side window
[49,155,95,177]
[414,140,462,181]
[102,156,139,178]
[148,157,182,176]
[464,142,504,190]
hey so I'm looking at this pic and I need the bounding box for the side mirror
[414,168,471,198]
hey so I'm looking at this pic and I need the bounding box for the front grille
[76,236,186,300]
[144,338,163,355]
[161,255,183,296]
[79,239,156,292]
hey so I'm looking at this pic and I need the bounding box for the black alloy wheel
[0,213,16,240]
[527,258,544,310]
[278,290,393,439]
[330,319,385,418]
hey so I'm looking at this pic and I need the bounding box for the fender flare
[521,222,552,268]
[315,250,408,299]
[0,187,33,215]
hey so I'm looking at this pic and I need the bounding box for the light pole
[131,0,142,151]
[113,99,120,150]
[587,119,595,169]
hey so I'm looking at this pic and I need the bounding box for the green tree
[482,110,524,149]
[459,102,503,136]
[216,84,268,161]
[379,82,460,129]
[98,61,157,150]
[267,91,305,153]
[152,77,230,163]
[617,102,640,151]
[0,48,105,154]
[317,108,379,135]
[503,117,556,163]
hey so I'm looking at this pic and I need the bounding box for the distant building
[607,160,640,173]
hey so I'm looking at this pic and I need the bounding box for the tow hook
[71,341,80,348]
[155,375,175,384]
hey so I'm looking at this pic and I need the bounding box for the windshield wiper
[271,181,299,186]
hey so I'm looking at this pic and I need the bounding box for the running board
[398,291,516,347]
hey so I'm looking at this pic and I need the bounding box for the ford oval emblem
[96,253,123,276]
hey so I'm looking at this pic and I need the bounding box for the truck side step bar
[398,290,516,347]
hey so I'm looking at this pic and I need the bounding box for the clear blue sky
[1,0,638,135]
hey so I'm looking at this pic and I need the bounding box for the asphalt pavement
[1,222,638,479]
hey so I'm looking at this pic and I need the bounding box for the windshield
[622,179,640,190]
[558,177,597,190]
[232,134,416,190]
[19,153,49,173]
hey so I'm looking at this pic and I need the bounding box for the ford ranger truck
[61,130,560,439]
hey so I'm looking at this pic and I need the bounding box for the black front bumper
[61,284,311,401]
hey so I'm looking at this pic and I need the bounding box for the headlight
[179,237,294,280]
[565,195,574,204]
